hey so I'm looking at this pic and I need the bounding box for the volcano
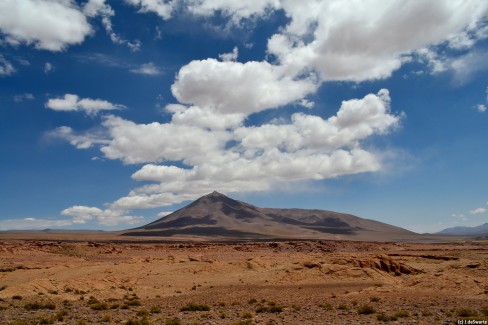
[122,191,416,241]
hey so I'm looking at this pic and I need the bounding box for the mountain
[122,191,417,241]
[437,223,488,236]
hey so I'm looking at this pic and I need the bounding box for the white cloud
[125,0,177,20]
[60,90,399,210]
[48,126,110,149]
[267,1,488,82]
[45,94,125,115]
[130,62,161,75]
[0,217,73,230]
[0,0,92,51]
[83,0,141,51]
[61,205,144,226]
[186,0,280,24]
[14,93,34,102]
[219,46,238,62]
[476,104,487,113]
[0,55,15,76]
[157,211,173,217]
[98,115,231,164]
[470,207,486,215]
[171,59,318,115]
[126,0,280,24]
[44,62,54,74]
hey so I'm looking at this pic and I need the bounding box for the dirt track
[0,239,487,324]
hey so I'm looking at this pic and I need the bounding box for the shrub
[150,306,161,314]
[370,296,380,302]
[319,303,333,310]
[481,306,488,316]
[357,304,376,315]
[421,310,432,316]
[248,298,257,304]
[101,315,112,322]
[136,309,149,317]
[337,304,348,310]
[165,317,182,325]
[241,311,253,319]
[180,303,210,311]
[393,310,410,318]
[256,305,283,313]
[457,308,478,317]
[127,299,142,307]
[91,302,110,310]
[25,302,42,310]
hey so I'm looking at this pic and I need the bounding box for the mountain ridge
[437,222,488,236]
[122,191,419,241]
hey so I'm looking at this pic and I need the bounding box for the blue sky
[0,0,487,233]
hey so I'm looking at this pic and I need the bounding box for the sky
[0,0,487,233]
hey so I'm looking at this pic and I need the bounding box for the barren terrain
[0,237,487,324]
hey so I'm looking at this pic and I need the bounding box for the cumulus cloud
[0,217,73,230]
[266,1,488,82]
[125,0,178,20]
[470,207,486,215]
[172,59,318,115]
[126,0,280,24]
[0,0,92,51]
[0,55,15,76]
[130,62,162,75]
[61,205,144,226]
[59,90,400,210]
[45,94,125,115]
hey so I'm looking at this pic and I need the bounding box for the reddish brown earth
[0,237,487,324]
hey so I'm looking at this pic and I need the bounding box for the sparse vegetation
[256,305,283,313]
[357,304,376,315]
[370,296,380,302]
[319,303,333,310]
[337,304,348,310]
[165,317,182,325]
[180,303,210,312]
[136,309,149,317]
[241,311,253,319]
[421,309,432,316]
[481,306,488,316]
[91,302,110,310]
[457,308,478,317]
[12,295,23,300]
[248,298,257,304]
[101,314,112,322]
[150,305,161,314]
[393,310,410,318]
[24,302,56,311]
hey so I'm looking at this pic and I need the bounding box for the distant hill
[122,191,418,241]
[437,223,488,236]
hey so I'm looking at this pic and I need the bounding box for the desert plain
[0,235,487,325]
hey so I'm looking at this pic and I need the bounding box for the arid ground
[0,236,487,324]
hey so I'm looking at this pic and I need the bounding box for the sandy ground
[0,238,487,324]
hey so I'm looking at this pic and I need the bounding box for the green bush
[357,304,376,315]
[180,303,210,311]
